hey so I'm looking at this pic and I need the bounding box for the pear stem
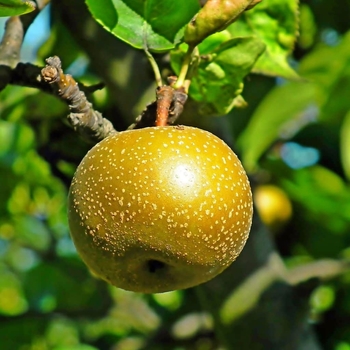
[174,45,195,91]
[155,86,174,126]
[144,48,163,87]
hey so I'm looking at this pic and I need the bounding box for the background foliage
[0,0,350,349]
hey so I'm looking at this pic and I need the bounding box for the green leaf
[0,269,28,316]
[340,111,350,181]
[281,166,350,255]
[0,0,35,17]
[299,32,350,123]
[14,215,51,251]
[238,81,318,172]
[54,346,99,350]
[0,121,35,157]
[38,19,81,69]
[310,285,335,313]
[239,32,350,172]
[197,30,232,55]
[85,0,200,52]
[298,4,317,50]
[227,0,299,79]
[299,32,350,87]
[24,259,111,314]
[172,37,265,116]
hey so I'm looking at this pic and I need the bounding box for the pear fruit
[68,126,253,293]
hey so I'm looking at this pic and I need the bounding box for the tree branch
[286,259,350,285]
[0,16,23,68]
[0,0,50,88]
[41,56,117,143]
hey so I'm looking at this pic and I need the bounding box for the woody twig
[0,0,52,91]
[41,56,117,143]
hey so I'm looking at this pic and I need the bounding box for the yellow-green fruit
[254,185,292,231]
[68,126,253,293]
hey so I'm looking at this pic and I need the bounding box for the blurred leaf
[6,245,39,272]
[298,32,350,124]
[13,151,51,182]
[340,111,350,181]
[0,317,47,350]
[6,183,30,215]
[17,91,67,122]
[239,31,350,171]
[152,290,183,311]
[335,343,350,350]
[285,166,348,208]
[0,0,35,17]
[45,317,80,349]
[171,312,213,339]
[0,121,35,158]
[0,268,28,315]
[38,19,81,68]
[0,86,37,118]
[299,32,350,90]
[14,215,51,251]
[220,253,281,324]
[108,288,160,334]
[281,166,350,256]
[238,81,318,171]
[85,0,199,52]
[54,346,99,350]
[0,122,37,214]
[227,0,299,79]
[24,259,111,314]
[310,285,335,313]
[298,4,317,49]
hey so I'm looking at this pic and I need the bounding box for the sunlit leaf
[227,0,299,79]
[85,0,199,52]
[172,37,265,116]
[197,30,232,55]
[0,0,35,17]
